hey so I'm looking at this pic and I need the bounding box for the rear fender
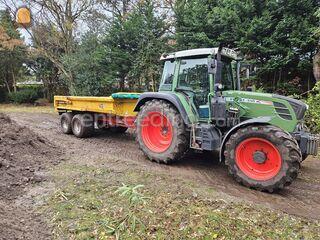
[219,117,272,161]
[134,92,191,126]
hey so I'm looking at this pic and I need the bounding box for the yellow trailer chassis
[54,93,140,128]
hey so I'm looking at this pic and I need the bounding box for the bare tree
[98,0,133,19]
[1,0,95,93]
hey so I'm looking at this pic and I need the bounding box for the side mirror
[16,7,31,27]
[208,59,217,74]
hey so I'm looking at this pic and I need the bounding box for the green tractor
[134,47,319,192]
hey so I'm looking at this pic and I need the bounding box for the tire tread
[224,124,301,192]
[136,99,189,164]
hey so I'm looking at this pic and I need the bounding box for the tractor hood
[272,94,308,120]
[223,91,308,128]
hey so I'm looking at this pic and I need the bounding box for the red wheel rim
[141,111,173,153]
[235,138,282,181]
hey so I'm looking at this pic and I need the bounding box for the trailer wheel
[224,124,301,192]
[110,126,128,133]
[71,114,94,138]
[60,112,74,134]
[136,99,188,164]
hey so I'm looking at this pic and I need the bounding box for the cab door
[176,57,210,119]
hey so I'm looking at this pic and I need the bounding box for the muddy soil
[0,113,61,240]
[5,112,320,221]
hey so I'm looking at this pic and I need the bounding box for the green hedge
[305,82,320,133]
[8,87,43,104]
[0,88,7,103]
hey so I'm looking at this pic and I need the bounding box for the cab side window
[159,61,175,91]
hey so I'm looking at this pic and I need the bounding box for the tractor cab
[159,48,239,120]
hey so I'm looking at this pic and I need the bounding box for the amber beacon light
[16,7,31,27]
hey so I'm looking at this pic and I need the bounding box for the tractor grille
[273,102,292,120]
[273,94,307,120]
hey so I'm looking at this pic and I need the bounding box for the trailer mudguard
[219,116,272,161]
[134,92,191,125]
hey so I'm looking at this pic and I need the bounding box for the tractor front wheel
[136,100,188,164]
[224,125,301,192]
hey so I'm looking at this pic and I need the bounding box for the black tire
[110,126,128,133]
[60,112,74,134]
[136,99,189,164]
[71,114,94,138]
[302,154,308,161]
[224,124,301,192]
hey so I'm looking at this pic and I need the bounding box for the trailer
[54,93,140,137]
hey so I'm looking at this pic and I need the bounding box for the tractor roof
[160,48,238,61]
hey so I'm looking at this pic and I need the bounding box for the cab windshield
[159,56,236,92]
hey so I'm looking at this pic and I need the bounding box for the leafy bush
[8,88,41,104]
[305,82,320,133]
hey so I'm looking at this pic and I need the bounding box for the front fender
[134,92,191,125]
[219,116,272,161]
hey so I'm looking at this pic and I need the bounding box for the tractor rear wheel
[224,125,301,192]
[136,100,188,164]
[71,114,94,138]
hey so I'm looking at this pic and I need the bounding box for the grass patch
[46,163,320,240]
[0,104,54,113]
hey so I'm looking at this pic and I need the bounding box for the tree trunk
[273,71,276,90]
[4,79,11,94]
[313,50,320,82]
[119,72,126,91]
[151,73,156,92]
[119,78,125,91]
[308,71,311,91]
[278,69,282,87]
[12,70,17,92]
[4,70,11,93]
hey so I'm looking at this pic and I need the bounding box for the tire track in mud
[8,112,320,220]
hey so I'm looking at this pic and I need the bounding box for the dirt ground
[1,110,320,239]
[0,113,63,239]
[5,111,320,220]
